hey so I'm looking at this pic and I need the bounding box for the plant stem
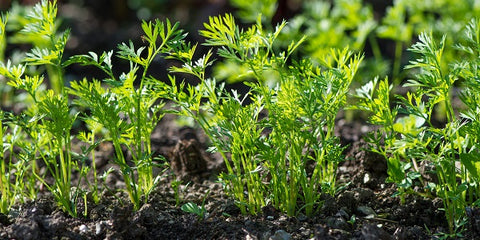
[112,137,139,210]
[393,41,403,84]
[0,118,9,214]
[368,35,382,62]
[46,64,64,95]
[91,133,99,203]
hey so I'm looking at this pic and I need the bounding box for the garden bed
[0,116,472,239]
[2,1,480,239]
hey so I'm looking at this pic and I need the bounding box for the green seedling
[402,32,467,235]
[181,190,210,221]
[457,18,480,197]
[77,127,103,205]
[0,112,40,214]
[350,77,410,200]
[0,111,13,214]
[68,18,184,210]
[171,179,185,207]
[353,20,480,235]
[181,202,207,221]
[348,214,357,226]
[166,13,362,217]
[6,0,68,94]
[0,0,86,217]
[1,76,85,217]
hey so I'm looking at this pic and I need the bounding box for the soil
[0,113,478,240]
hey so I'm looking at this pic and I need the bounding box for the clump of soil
[0,116,476,240]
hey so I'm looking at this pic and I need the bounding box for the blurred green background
[2,0,480,110]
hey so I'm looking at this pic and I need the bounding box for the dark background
[0,0,392,55]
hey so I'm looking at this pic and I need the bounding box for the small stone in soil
[269,229,291,240]
[260,231,271,240]
[299,227,310,236]
[363,172,371,184]
[95,222,102,235]
[329,228,351,237]
[246,234,255,240]
[297,213,307,222]
[278,216,288,222]
[79,224,88,233]
[357,206,376,216]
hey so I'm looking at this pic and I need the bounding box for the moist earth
[0,115,477,240]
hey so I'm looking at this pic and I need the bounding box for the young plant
[181,202,207,221]
[68,19,184,211]
[7,0,68,94]
[77,122,104,204]
[181,190,210,221]
[1,113,41,203]
[166,14,283,215]
[171,179,186,207]
[0,0,95,217]
[69,78,143,210]
[37,91,84,217]
[402,32,466,234]
[0,13,6,62]
[266,49,361,216]
[354,28,474,235]
[0,112,41,214]
[457,18,480,220]
[1,66,86,217]
[0,111,14,214]
[350,78,414,200]
[166,14,362,217]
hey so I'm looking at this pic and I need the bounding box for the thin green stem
[368,35,382,62]
[393,41,403,84]
[46,64,64,95]
[112,137,139,210]
[0,121,10,214]
[91,133,99,203]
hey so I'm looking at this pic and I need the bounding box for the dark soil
[0,113,477,240]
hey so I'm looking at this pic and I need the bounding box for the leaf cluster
[0,1,179,215]
[352,19,480,235]
[67,18,186,211]
[167,13,361,217]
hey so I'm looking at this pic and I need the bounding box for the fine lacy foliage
[166,13,362,216]
[0,0,82,217]
[0,0,176,215]
[352,20,480,236]
[68,18,185,211]
[1,2,480,238]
